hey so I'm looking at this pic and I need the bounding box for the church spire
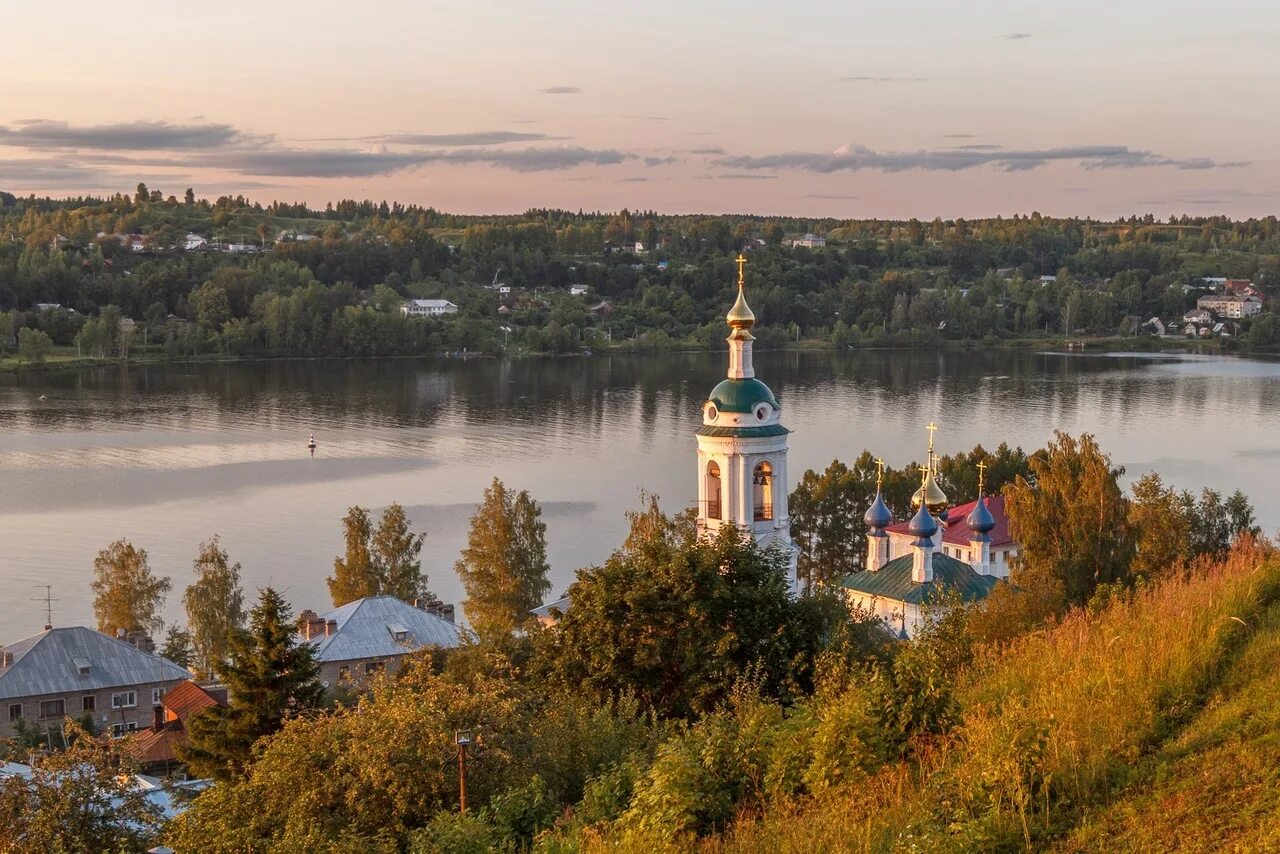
[725,254,756,379]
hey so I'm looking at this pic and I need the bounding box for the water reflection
[2,349,1278,638]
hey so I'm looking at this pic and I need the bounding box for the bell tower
[695,255,800,593]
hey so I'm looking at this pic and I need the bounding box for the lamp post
[455,729,472,813]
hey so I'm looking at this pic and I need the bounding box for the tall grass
[699,538,1280,853]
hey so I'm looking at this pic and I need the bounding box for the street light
[455,729,472,813]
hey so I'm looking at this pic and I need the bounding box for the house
[125,680,227,773]
[1183,308,1212,325]
[33,303,64,313]
[401,299,459,317]
[1197,294,1262,319]
[225,243,257,253]
[0,626,192,740]
[569,285,590,297]
[1145,317,1166,336]
[883,494,1019,579]
[1039,275,1058,285]
[790,233,826,249]
[183,233,207,251]
[633,241,646,254]
[298,596,464,691]
[530,595,571,626]
[127,235,146,252]
[588,300,613,316]
[0,759,209,820]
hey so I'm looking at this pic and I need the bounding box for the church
[842,433,1012,638]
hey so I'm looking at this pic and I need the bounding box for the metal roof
[841,553,1000,605]
[695,424,791,438]
[307,596,464,663]
[530,595,571,619]
[0,627,192,700]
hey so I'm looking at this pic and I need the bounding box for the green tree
[179,588,323,782]
[374,503,428,602]
[90,539,172,637]
[0,722,164,852]
[789,458,870,591]
[1128,473,1191,582]
[184,535,246,678]
[16,327,52,364]
[455,479,551,641]
[1005,432,1132,606]
[160,625,195,668]
[328,506,378,605]
[191,281,232,333]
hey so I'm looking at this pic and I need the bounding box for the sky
[1,0,1277,218]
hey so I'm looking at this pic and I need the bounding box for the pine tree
[90,539,171,637]
[178,588,323,782]
[159,626,194,669]
[455,478,551,642]
[183,536,246,678]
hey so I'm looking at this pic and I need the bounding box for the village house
[183,233,208,251]
[1197,293,1262,319]
[298,596,464,691]
[1183,308,1212,325]
[790,233,826,249]
[400,299,459,317]
[0,626,192,740]
[569,285,590,296]
[125,680,227,774]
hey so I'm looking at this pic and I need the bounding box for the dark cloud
[688,147,727,155]
[643,156,680,167]
[201,146,633,177]
[954,144,1003,151]
[540,86,581,94]
[716,143,1250,174]
[836,76,927,83]
[618,177,648,183]
[1003,32,1032,40]
[0,120,254,151]
[804,193,861,199]
[0,158,111,188]
[375,131,557,146]
[701,173,778,180]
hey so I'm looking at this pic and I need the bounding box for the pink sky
[2,0,1276,218]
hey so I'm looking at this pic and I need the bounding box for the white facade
[790,233,826,249]
[694,271,800,593]
[1197,294,1262,319]
[401,299,459,317]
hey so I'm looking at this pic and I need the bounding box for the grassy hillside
[671,541,1280,854]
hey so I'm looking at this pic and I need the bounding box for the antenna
[31,585,58,631]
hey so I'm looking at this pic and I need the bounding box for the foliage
[455,479,551,642]
[16,326,52,363]
[0,722,165,852]
[160,625,195,669]
[183,535,246,678]
[178,587,323,782]
[90,538,172,637]
[329,503,429,606]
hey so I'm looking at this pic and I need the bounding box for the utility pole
[456,730,472,813]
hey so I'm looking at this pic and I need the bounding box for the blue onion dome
[864,491,893,530]
[967,495,996,535]
[907,502,938,540]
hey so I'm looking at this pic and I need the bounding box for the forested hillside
[3,186,1280,363]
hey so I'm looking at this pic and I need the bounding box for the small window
[82,695,96,713]
[338,665,350,681]
[706,461,722,521]
[110,721,139,738]
[364,661,385,676]
[39,699,65,720]
[152,687,166,705]
[7,704,21,722]
[111,691,137,709]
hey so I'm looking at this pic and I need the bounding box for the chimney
[116,627,127,639]
[1,650,11,669]
[325,619,337,637]
[153,705,165,732]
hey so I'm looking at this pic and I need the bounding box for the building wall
[2,676,189,740]
[318,653,412,693]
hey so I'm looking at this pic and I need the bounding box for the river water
[2,349,1278,638]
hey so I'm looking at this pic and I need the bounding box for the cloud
[0,119,254,151]
[643,155,680,167]
[716,143,1250,174]
[943,133,977,139]
[1002,32,1032,40]
[618,177,648,183]
[0,158,111,188]
[701,173,778,180]
[836,75,927,83]
[200,146,634,177]
[623,115,672,121]
[688,147,727,155]
[540,86,581,94]
[804,193,861,200]
[372,131,558,146]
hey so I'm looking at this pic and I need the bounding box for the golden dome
[727,283,756,329]
[911,457,949,511]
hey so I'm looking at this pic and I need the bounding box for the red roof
[162,680,223,721]
[127,725,182,765]
[886,494,1014,547]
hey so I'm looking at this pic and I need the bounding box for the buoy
[307,433,317,457]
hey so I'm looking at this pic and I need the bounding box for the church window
[706,462,722,520]
[753,462,773,521]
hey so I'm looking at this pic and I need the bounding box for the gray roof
[841,553,1000,606]
[307,596,464,663]
[530,595,571,619]
[0,627,192,701]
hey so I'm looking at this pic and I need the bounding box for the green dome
[707,378,779,414]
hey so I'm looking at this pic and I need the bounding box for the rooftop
[841,552,1000,605]
[886,494,1014,547]
[306,596,464,663]
[0,627,192,701]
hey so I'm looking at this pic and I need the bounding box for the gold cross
[874,456,885,488]
[735,253,747,286]
[925,420,938,453]
[977,460,988,497]
[918,462,931,486]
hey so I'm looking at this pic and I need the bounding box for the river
[2,348,1278,639]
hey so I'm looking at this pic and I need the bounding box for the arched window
[706,461,722,520]
[753,461,773,521]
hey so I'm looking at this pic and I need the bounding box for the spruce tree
[159,626,194,669]
[179,588,322,781]
[455,478,551,642]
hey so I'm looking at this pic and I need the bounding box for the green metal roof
[695,424,791,438]
[707,378,780,414]
[840,553,1000,605]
